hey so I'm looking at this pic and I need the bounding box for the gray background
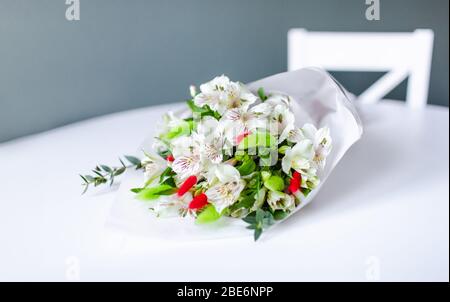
[0,0,448,142]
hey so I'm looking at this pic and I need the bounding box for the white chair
[288,29,434,108]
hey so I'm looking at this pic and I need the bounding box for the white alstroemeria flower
[279,127,304,144]
[281,139,315,174]
[225,81,258,112]
[171,136,202,180]
[172,117,227,179]
[171,136,195,158]
[141,153,167,182]
[253,95,294,139]
[269,104,295,139]
[172,155,202,181]
[200,136,225,164]
[193,75,257,115]
[192,117,225,164]
[301,124,332,169]
[204,164,245,213]
[301,169,320,189]
[252,93,291,113]
[265,94,291,107]
[267,191,296,212]
[151,192,193,218]
[221,107,268,145]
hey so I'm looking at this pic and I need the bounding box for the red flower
[166,154,175,162]
[288,171,302,194]
[177,175,197,197]
[188,193,208,210]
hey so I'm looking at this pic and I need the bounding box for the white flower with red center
[204,164,246,213]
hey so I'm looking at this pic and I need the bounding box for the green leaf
[257,87,268,101]
[242,209,275,241]
[187,99,209,113]
[80,175,88,183]
[237,157,256,176]
[157,149,171,159]
[187,100,221,120]
[92,170,104,178]
[162,120,191,140]
[302,188,312,197]
[278,145,290,154]
[124,155,141,166]
[196,205,221,224]
[136,184,177,201]
[242,215,256,224]
[254,228,263,241]
[114,167,126,176]
[264,175,285,192]
[100,165,112,173]
[261,171,271,182]
[159,167,177,187]
[161,177,176,188]
[273,210,289,221]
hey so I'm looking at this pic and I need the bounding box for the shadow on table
[271,110,405,236]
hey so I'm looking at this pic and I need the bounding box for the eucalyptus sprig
[243,209,275,241]
[80,155,142,194]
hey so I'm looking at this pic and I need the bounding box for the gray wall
[1,0,448,142]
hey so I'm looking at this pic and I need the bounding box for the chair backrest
[288,29,434,108]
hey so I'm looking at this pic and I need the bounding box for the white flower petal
[205,179,245,213]
[172,155,201,180]
[151,193,193,218]
[267,191,295,212]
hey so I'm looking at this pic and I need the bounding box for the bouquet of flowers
[82,69,362,241]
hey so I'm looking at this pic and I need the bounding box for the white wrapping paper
[106,68,363,241]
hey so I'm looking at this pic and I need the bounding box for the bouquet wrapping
[105,68,363,241]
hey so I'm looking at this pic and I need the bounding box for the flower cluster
[134,75,332,240]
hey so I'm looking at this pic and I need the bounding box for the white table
[0,100,448,282]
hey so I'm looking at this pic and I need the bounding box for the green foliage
[124,155,142,168]
[80,155,142,194]
[196,205,221,224]
[136,184,177,201]
[257,87,268,101]
[242,209,275,241]
[187,99,221,120]
[237,156,256,176]
[159,167,177,187]
[273,210,289,221]
[264,175,285,192]
[160,121,191,140]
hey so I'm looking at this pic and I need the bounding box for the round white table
[0,100,448,281]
